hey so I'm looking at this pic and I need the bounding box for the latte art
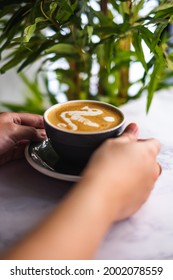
[57,106,112,131]
[47,101,123,133]
[103,116,115,122]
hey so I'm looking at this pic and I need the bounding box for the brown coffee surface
[47,102,123,133]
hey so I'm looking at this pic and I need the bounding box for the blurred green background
[1,0,173,114]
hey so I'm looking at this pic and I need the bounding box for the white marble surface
[96,90,173,259]
[0,90,173,259]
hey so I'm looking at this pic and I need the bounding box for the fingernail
[157,162,162,176]
[126,124,139,134]
[41,132,47,138]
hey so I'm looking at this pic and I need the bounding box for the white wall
[0,69,25,107]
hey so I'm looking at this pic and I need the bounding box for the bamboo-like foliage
[1,0,173,112]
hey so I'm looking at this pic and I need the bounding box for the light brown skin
[0,112,46,165]
[0,112,161,259]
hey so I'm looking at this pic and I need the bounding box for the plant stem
[40,1,59,31]
[117,36,131,101]
[98,0,108,97]
[101,0,108,16]
[117,0,132,103]
[67,61,80,100]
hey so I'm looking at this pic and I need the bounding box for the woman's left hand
[0,112,46,165]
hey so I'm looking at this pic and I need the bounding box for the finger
[123,123,139,135]
[119,123,139,142]
[11,125,46,143]
[144,138,161,156]
[157,161,162,176]
[0,112,45,129]
[151,161,162,181]
[16,113,45,128]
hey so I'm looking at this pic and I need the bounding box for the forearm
[1,179,112,260]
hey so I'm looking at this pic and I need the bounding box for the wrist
[76,174,117,225]
[79,166,128,224]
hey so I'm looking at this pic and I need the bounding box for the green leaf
[165,56,173,70]
[147,60,166,112]
[154,6,173,19]
[55,0,75,23]
[104,38,115,73]
[132,31,147,71]
[135,26,153,49]
[154,1,173,11]
[0,5,30,51]
[0,49,29,73]
[24,24,36,43]
[154,45,166,65]
[46,43,77,54]
[132,0,145,18]
[23,17,45,43]
[151,22,168,51]
[49,2,58,17]
[87,26,93,43]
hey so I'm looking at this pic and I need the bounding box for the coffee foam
[47,102,123,133]
[103,116,115,122]
[58,106,106,131]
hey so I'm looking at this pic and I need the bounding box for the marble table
[0,90,173,259]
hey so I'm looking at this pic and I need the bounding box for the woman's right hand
[1,123,161,260]
[80,123,161,223]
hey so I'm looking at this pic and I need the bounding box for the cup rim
[44,100,126,135]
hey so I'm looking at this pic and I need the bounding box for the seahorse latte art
[47,102,123,133]
[57,106,115,131]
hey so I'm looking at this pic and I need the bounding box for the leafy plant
[1,0,173,112]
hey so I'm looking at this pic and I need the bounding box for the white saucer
[25,139,84,182]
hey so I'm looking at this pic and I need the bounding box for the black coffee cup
[44,100,125,164]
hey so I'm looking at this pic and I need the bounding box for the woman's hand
[0,112,46,165]
[81,123,161,223]
[1,123,162,260]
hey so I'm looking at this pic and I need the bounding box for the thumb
[119,123,139,143]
